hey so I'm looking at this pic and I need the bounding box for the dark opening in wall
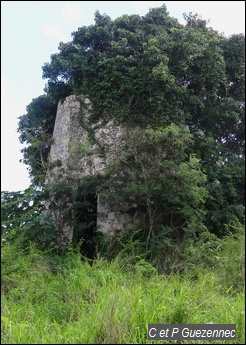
[72,176,105,259]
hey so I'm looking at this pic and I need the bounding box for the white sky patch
[60,3,84,24]
[1,76,31,191]
[192,1,245,36]
[126,1,164,14]
[40,23,66,42]
[126,1,245,36]
[1,76,9,105]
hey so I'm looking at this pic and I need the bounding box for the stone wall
[49,95,124,178]
[47,95,139,247]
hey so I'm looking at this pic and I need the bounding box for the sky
[1,1,245,192]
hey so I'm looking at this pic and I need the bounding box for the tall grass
[1,233,245,344]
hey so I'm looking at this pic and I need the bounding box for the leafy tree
[18,95,57,186]
[17,4,244,241]
[1,188,56,249]
[99,125,208,248]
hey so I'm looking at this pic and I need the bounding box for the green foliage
[42,175,106,257]
[215,226,245,292]
[203,155,245,236]
[100,229,147,265]
[70,176,105,258]
[17,4,244,240]
[1,188,56,250]
[1,241,244,344]
[100,125,208,247]
[17,95,58,186]
[220,33,245,102]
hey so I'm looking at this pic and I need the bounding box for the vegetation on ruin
[16,5,244,245]
[1,5,245,343]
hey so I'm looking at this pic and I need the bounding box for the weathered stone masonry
[46,95,139,247]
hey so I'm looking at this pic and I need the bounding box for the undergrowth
[1,231,245,344]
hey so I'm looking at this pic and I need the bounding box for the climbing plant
[17,4,244,239]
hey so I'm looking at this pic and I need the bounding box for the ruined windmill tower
[46,95,139,252]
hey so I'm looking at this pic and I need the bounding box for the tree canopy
[17,4,245,244]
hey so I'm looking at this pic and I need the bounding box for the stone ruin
[46,94,139,250]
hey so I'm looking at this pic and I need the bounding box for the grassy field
[1,235,245,344]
